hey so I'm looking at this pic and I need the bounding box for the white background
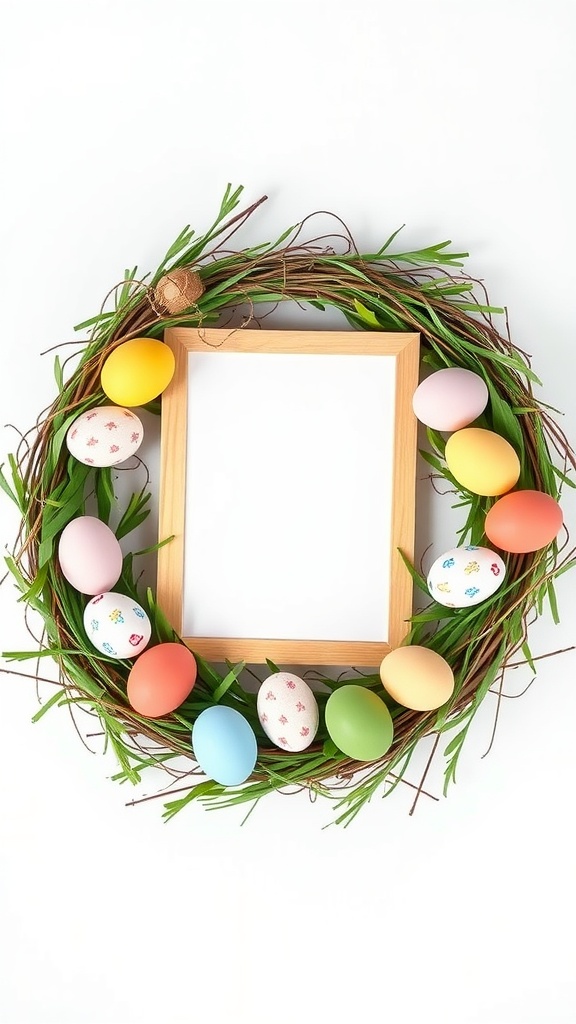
[1,3,575,1023]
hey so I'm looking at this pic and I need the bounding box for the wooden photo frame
[157,328,420,666]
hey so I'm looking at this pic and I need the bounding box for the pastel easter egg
[325,685,393,761]
[445,427,520,496]
[66,406,144,468]
[83,592,151,659]
[412,367,488,431]
[58,516,123,595]
[101,338,175,407]
[379,646,454,712]
[426,544,506,608]
[257,672,319,752]
[485,489,563,553]
[127,643,197,718]
[192,706,257,786]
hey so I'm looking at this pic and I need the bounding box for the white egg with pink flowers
[66,405,144,467]
[257,672,319,752]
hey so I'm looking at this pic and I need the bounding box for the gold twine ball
[153,268,205,314]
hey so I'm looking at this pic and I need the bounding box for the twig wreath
[2,185,574,825]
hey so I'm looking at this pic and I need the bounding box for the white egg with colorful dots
[83,592,151,659]
[427,545,506,609]
[66,406,144,468]
[257,672,319,752]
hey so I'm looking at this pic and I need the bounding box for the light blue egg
[192,706,258,786]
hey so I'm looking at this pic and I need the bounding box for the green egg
[325,685,394,761]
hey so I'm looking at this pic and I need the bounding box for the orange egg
[485,490,563,553]
[379,646,454,711]
[127,643,197,718]
[445,428,520,496]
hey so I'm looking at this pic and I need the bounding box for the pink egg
[412,368,489,431]
[58,516,123,595]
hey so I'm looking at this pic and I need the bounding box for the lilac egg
[58,516,123,595]
[412,368,488,432]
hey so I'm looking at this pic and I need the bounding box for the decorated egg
[192,706,257,786]
[445,427,520,496]
[412,367,489,431]
[66,406,143,468]
[485,489,563,553]
[379,646,454,712]
[426,544,506,608]
[58,516,123,595]
[83,592,151,659]
[100,338,175,407]
[325,685,393,761]
[127,643,197,718]
[256,672,319,752]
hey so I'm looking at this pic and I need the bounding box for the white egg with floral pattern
[257,672,319,752]
[83,592,151,660]
[66,405,144,468]
[427,545,506,609]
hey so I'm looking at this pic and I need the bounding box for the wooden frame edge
[157,328,420,666]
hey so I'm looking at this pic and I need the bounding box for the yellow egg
[445,427,520,496]
[101,338,175,407]
[380,646,454,711]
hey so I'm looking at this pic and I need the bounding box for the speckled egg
[257,672,319,752]
[83,592,151,659]
[66,406,144,468]
[427,544,506,608]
